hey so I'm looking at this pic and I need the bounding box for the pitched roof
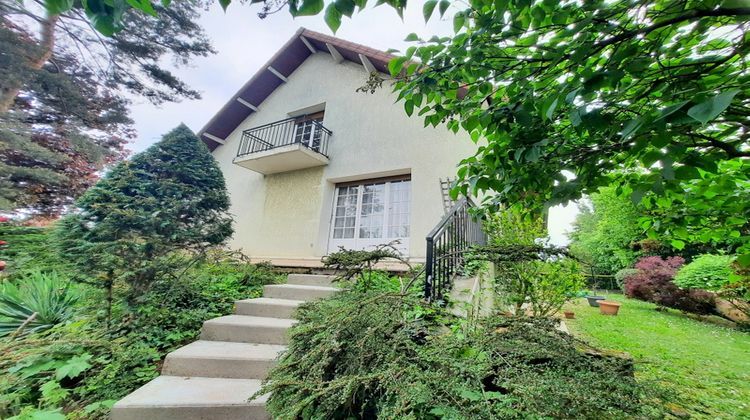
[198,28,395,150]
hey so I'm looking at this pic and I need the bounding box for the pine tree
[0,1,214,215]
[57,125,233,304]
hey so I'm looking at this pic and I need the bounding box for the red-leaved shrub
[624,256,715,314]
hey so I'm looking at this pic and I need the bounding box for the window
[329,176,411,254]
[293,111,324,151]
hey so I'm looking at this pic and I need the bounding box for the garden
[3,0,750,418]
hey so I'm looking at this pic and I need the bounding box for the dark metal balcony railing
[236,117,332,158]
[424,197,486,302]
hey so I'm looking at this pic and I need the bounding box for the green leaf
[404,99,414,117]
[655,100,689,121]
[55,354,92,381]
[671,239,686,250]
[335,0,356,17]
[126,0,157,16]
[687,90,740,124]
[674,166,700,180]
[324,3,342,32]
[46,0,75,14]
[640,150,662,167]
[621,118,643,139]
[388,57,407,77]
[460,388,482,401]
[453,11,465,32]
[541,96,558,121]
[439,0,450,17]
[423,0,438,22]
[295,0,325,16]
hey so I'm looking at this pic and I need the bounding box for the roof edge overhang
[198,27,395,151]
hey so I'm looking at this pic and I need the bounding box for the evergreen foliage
[0,221,66,274]
[56,125,233,298]
[1,0,214,215]
[260,288,658,419]
[0,25,130,214]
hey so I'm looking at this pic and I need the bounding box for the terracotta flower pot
[586,296,606,307]
[564,311,575,319]
[599,300,621,316]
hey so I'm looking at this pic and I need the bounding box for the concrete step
[235,297,304,319]
[286,273,337,287]
[110,376,269,420]
[161,340,286,379]
[263,284,338,301]
[200,315,296,345]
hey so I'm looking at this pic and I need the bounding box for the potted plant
[563,310,575,319]
[598,300,621,316]
[586,295,606,307]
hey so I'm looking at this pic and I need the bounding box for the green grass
[564,297,750,419]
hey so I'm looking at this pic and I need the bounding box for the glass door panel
[328,179,411,255]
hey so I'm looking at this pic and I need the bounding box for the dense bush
[615,268,640,291]
[674,255,734,292]
[261,287,660,419]
[624,256,715,314]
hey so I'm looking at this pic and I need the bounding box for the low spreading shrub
[674,255,734,291]
[624,256,714,314]
[260,287,661,419]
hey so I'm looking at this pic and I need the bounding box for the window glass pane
[333,185,358,239]
[387,180,411,238]
[359,183,385,239]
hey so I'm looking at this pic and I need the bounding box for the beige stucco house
[198,28,478,267]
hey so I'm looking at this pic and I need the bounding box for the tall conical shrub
[57,124,233,301]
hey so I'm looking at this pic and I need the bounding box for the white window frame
[328,178,411,255]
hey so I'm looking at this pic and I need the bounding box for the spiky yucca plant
[0,271,79,338]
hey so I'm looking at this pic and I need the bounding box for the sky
[126,1,579,244]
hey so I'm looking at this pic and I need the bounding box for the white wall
[211,52,478,259]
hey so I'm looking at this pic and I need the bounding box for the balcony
[233,117,332,175]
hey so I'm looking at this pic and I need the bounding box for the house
[199,28,479,268]
[111,30,487,419]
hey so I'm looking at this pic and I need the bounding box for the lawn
[564,297,750,419]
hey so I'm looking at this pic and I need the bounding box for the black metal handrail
[236,116,332,158]
[424,197,486,302]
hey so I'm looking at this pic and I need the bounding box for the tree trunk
[0,14,59,113]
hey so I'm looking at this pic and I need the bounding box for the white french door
[328,178,411,255]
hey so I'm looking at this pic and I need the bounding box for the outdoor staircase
[111,274,338,420]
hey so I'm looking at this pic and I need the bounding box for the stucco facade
[208,44,478,261]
